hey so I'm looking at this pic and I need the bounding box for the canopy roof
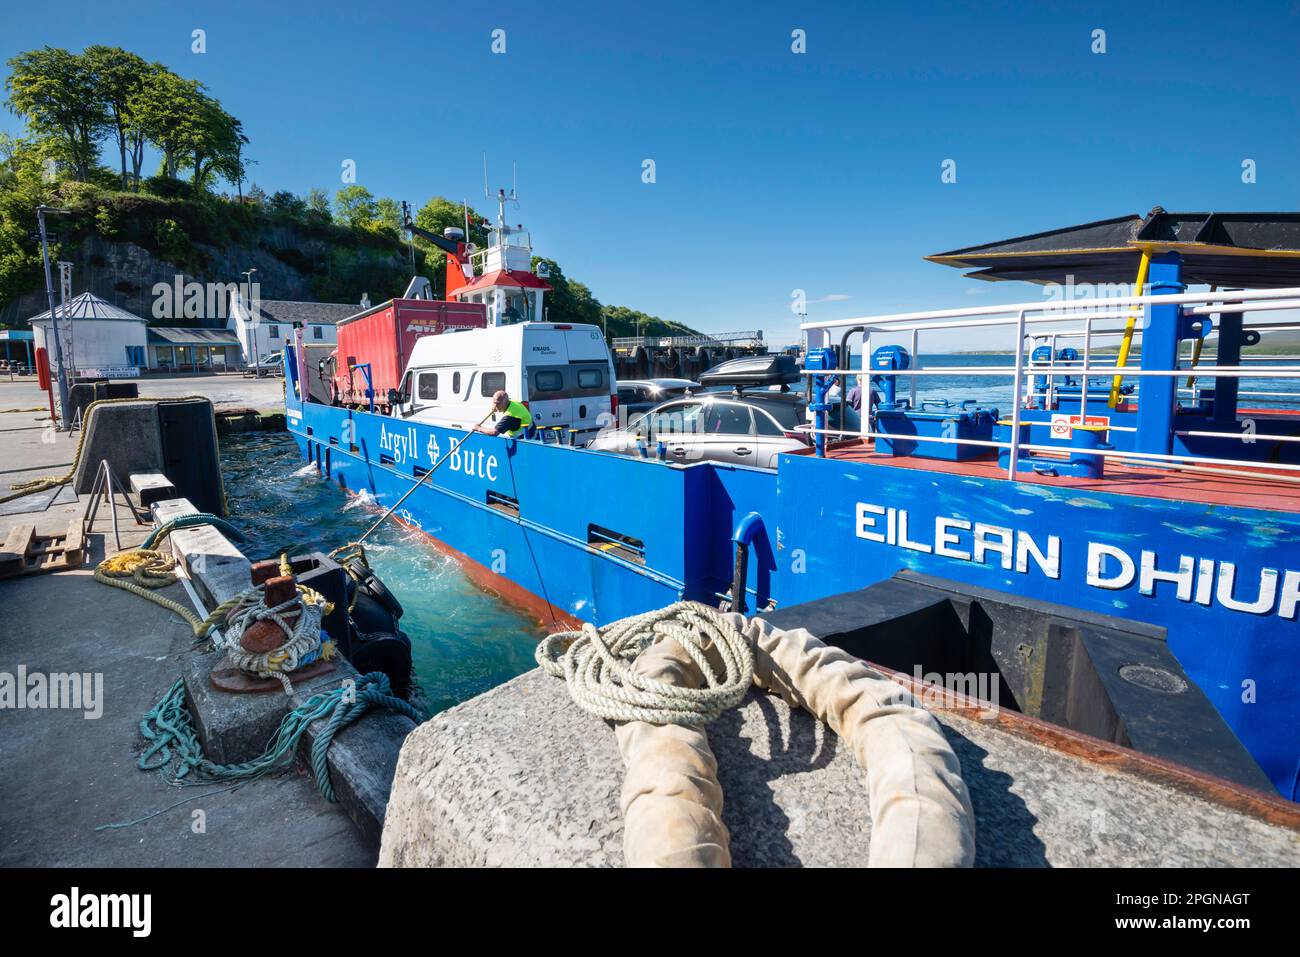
[926,209,1300,287]
[27,292,146,323]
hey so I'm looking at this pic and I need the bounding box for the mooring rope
[143,512,246,550]
[94,549,256,640]
[129,672,423,805]
[217,590,327,694]
[535,602,754,726]
[0,394,211,504]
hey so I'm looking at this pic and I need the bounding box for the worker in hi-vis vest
[480,389,534,438]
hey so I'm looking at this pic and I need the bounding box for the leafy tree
[373,197,401,237]
[412,196,488,284]
[305,187,331,220]
[82,46,149,189]
[269,190,306,217]
[334,184,377,228]
[188,98,245,190]
[130,68,201,178]
[534,258,602,327]
[4,47,106,180]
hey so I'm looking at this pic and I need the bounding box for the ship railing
[799,285,1300,480]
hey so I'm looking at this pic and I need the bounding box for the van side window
[418,373,438,401]
[481,372,506,396]
[534,370,563,393]
[453,372,461,393]
[577,367,604,389]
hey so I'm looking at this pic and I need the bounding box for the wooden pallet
[0,518,86,579]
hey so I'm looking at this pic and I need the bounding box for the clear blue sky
[3,0,1297,349]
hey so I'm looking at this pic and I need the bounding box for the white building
[27,293,148,378]
[227,292,358,366]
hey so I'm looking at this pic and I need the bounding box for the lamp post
[37,205,72,428]
[241,268,257,365]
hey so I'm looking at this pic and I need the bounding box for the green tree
[534,258,602,327]
[82,46,149,189]
[269,190,306,217]
[4,47,106,180]
[305,187,331,220]
[334,184,377,228]
[130,68,201,178]
[412,196,488,284]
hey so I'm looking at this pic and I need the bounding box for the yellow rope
[0,395,212,505]
[94,549,257,640]
[0,406,46,413]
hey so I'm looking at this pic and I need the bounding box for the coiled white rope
[535,602,753,726]
[218,591,326,694]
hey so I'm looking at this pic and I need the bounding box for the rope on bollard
[535,601,753,727]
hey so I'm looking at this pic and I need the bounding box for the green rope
[136,672,423,802]
[143,512,246,550]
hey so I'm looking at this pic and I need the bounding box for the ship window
[453,372,461,393]
[418,372,438,400]
[534,370,563,393]
[481,372,506,396]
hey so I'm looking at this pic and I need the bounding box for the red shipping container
[331,298,487,406]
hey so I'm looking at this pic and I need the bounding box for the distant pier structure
[611,329,767,380]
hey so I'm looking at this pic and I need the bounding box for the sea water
[218,431,545,717]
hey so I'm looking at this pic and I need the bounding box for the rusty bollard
[240,574,303,653]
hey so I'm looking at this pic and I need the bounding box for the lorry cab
[389,322,617,442]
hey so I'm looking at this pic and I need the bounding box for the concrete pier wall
[380,668,1300,868]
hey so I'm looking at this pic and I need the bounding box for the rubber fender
[343,558,404,621]
[352,630,413,698]
[347,588,398,637]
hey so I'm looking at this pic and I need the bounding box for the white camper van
[389,322,617,442]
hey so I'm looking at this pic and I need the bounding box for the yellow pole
[1185,284,1215,390]
[1108,250,1150,408]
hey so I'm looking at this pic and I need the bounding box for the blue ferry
[284,208,1300,800]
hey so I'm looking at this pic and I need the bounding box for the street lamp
[241,268,257,365]
[36,205,72,428]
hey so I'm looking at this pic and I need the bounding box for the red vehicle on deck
[325,296,487,409]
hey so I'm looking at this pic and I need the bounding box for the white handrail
[801,285,1300,331]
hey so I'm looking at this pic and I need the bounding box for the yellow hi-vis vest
[502,400,533,437]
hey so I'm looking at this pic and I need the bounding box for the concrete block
[379,667,1300,868]
[72,401,164,494]
[156,496,418,839]
[151,498,249,609]
[129,471,177,508]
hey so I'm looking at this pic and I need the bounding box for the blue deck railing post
[1134,252,1185,459]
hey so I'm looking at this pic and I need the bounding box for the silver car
[590,392,814,469]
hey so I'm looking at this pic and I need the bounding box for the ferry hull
[287,385,1299,799]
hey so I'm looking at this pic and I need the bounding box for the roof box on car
[697,354,800,390]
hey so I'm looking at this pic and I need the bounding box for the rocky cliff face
[0,230,396,327]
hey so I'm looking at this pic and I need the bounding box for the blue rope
[137,672,423,801]
[143,512,246,549]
